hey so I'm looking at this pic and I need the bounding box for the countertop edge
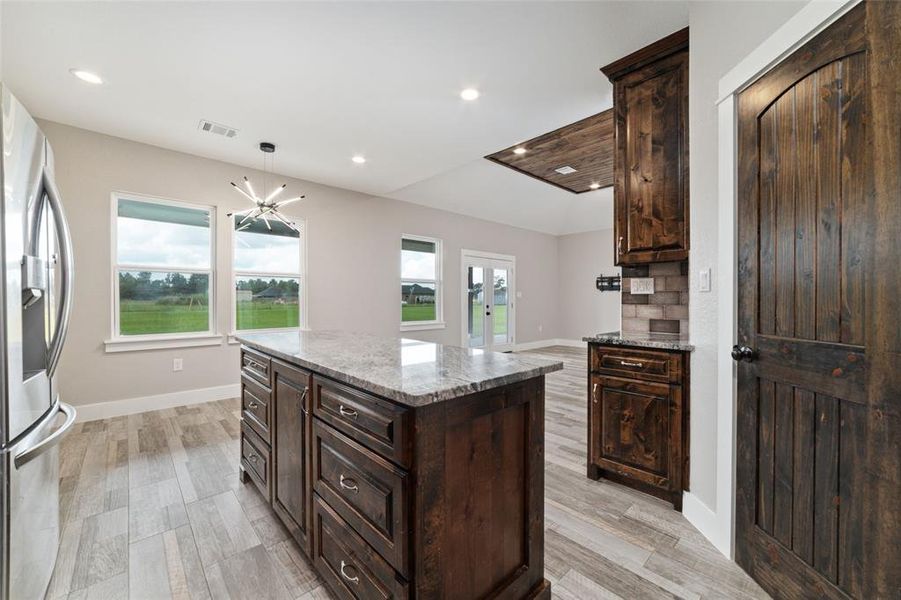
[581,334,695,352]
[237,337,564,407]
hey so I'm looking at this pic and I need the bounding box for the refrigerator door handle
[41,167,74,379]
[13,395,76,469]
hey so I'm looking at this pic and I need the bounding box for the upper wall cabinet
[602,28,689,265]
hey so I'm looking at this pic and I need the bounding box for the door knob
[731,345,758,362]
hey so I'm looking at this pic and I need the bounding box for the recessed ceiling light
[589,182,601,190]
[513,147,527,155]
[69,69,104,85]
[460,88,480,101]
[352,155,366,164]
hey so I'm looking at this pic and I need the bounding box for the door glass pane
[467,266,484,348]
[118,271,209,335]
[236,276,300,330]
[493,269,509,345]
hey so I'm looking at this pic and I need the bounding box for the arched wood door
[734,3,899,598]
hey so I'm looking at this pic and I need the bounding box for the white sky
[401,249,435,280]
[118,217,301,273]
[117,217,210,268]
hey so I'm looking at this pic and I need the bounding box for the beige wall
[686,0,806,534]
[556,229,619,341]
[41,121,563,407]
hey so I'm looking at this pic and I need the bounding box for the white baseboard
[73,383,241,422]
[682,492,732,558]
[514,338,586,351]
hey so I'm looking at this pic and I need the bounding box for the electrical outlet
[538,324,543,333]
[173,358,183,372]
[516,291,522,299]
[699,268,712,292]
[631,277,655,295]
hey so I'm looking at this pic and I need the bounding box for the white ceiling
[2,1,687,235]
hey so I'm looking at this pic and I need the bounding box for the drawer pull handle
[300,388,309,415]
[592,382,599,403]
[620,360,644,368]
[248,400,259,409]
[248,454,258,463]
[245,359,265,372]
[340,560,359,584]
[338,405,358,419]
[339,474,359,493]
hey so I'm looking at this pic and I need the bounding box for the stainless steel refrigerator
[0,85,76,599]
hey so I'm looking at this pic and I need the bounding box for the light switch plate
[699,268,712,292]
[631,277,655,295]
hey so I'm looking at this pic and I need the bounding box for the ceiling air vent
[198,119,238,138]
[554,165,577,175]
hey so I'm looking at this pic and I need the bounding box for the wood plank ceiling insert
[484,109,613,193]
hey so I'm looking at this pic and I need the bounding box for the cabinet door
[613,49,688,265]
[589,375,681,492]
[272,359,312,555]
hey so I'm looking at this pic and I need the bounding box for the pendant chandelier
[228,142,304,232]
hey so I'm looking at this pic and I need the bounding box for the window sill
[104,333,224,353]
[400,321,446,332]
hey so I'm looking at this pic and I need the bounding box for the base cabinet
[239,345,550,600]
[271,359,313,554]
[587,344,689,509]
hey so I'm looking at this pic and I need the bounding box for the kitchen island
[236,330,563,600]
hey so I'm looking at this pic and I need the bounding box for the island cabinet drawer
[313,421,409,576]
[241,421,270,501]
[590,344,682,384]
[241,347,271,387]
[241,375,270,442]
[313,496,409,600]
[313,376,411,469]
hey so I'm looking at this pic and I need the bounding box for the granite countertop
[237,330,564,407]
[582,331,695,352]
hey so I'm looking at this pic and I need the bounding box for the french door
[734,3,899,598]
[461,251,515,352]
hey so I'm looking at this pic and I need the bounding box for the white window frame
[230,216,307,337]
[106,191,221,353]
[400,234,445,331]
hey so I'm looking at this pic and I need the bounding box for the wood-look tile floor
[49,346,768,600]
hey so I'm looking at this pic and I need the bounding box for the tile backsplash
[621,261,688,335]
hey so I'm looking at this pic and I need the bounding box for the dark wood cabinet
[239,345,550,600]
[587,344,689,509]
[271,359,313,554]
[602,28,689,265]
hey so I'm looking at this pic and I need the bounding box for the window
[401,235,443,330]
[233,217,303,332]
[112,195,214,338]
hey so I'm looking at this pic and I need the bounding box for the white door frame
[704,0,861,559]
[460,249,516,351]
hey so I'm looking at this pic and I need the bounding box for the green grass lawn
[119,300,299,335]
[401,304,436,322]
[119,300,209,335]
[237,302,299,330]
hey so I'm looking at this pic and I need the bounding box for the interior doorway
[461,250,515,352]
